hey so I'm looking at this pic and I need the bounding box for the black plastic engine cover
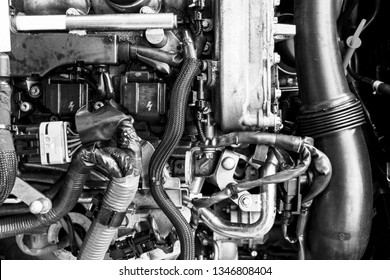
[121,82,166,123]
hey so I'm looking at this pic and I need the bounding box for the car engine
[0,0,389,260]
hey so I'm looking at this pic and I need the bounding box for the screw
[222,157,235,170]
[29,85,41,98]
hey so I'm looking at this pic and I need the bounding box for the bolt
[140,6,155,14]
[241,196,252,207]
[201,19,213,32]
[251,250,258,257]
[202,42,212,55]
[274,0,281,6]
[222,157,235,170]
[29,85,41,98]
[49,115,59,122]
[205,152,215,159]
[94,101,104,110]
[20,102,32,112]
[29,200,44,214]
[339,232,350,241]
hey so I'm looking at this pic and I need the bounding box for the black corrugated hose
[0,148,94,239]
[149,30,200,260]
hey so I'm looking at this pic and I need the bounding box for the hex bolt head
[222,157,235,170]
[240,196,252,207]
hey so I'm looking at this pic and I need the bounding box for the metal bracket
[11,177,52,214]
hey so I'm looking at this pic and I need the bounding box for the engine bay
[0,0,389,260]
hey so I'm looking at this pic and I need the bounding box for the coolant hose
[149,30,200,260]
[78,122,141,260]
[0,148,93,239]
[295,0,373,259]
[0,55,17,205]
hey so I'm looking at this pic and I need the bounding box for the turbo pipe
[295,0,373,259]
[14,13,178,31]
[198,151,278,239]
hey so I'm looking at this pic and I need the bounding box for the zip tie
[343,19,366,71]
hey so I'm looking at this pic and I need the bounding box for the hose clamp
[96,205,127,228]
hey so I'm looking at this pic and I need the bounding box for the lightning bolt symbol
[146,101,153,112]
[68,101,75,112]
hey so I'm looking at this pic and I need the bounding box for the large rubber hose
[78,175,139,259]
[78,123,141,260]
[0,180,62,217]
[149,31,200,260]
[295,0,373,259]
[0,69,17,205]
[0,149,93,239]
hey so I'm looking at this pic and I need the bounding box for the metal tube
[198,151,278,239]
[295,0,373,259]
[14,13,178,31]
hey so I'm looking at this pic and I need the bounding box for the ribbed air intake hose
[0,54,17,205]
[0,148,93,239]
[78,121,141,260]
[149,30,200,260]
[295,0,373,259]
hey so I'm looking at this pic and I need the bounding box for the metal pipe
[198,151,278,239]
[295,0,373,259]
[14,13,178,31]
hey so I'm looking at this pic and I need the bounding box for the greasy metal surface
[22,0,91,15]
[9,33,118,77]
[215,0,280,132]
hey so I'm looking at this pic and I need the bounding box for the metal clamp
[96,205,127,228]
